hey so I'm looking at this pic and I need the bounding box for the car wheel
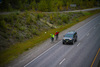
[75,39,77,42]
[63,42,65,44]
[72,40,74,45]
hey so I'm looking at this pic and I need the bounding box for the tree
[30,1,36,11]
[57,0,63,11]
[0,0,99,12]
[38,0,48,11]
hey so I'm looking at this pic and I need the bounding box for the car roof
[66,31,76,35]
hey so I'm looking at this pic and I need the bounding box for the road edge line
[91,48,100,67]
[24,41,62,67]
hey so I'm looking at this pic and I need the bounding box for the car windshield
[65,34,73,37]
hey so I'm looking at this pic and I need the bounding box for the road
[0,7,100,15]
[43,7,100,13]
[24,14,100,67]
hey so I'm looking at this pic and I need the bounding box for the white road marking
[59,58,66,65]
[24,41,62,67]
[77,43,80,46]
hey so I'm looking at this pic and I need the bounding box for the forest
[0,0,99,12]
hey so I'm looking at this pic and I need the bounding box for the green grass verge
[0,10,100,66]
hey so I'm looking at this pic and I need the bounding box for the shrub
[83,12,91,15]
[50,15,53,21]
[16,33,20,39]
[12,14,18,21]
[0,31,8,38]
[14,19,21,28]
[0,20,7,30]
[57,20,62,25]
[24,10,29,18]
[26,16,31,25]
[76,18,79,22]
[68,21,73,24]
[33,20,37,25]
[31,29,38,35]
[50,21,53,24]
[35,13,44,20]
[15,11,20,15]
[38,13,44,18]
[3,15,13,23]
[19,26,26,31]
[12,29,17,34]
[61,15,69,24]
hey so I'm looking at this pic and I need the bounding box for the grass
[0,10,100,67]
[97,60,100,67]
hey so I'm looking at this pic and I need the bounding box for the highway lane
[59,21,100,67]
[24,15,100,67]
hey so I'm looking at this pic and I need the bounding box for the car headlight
[69,39,72,40]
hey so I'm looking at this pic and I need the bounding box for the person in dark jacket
[55,31,59,40]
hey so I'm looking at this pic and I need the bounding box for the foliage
[0,20,7,31]
[30,1,36,11]
[38,0,48,11]
[0,0,99,12]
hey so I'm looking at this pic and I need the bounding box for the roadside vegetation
[98,60,100,67]
[0,10,100,66]
[0,11,84,50]
[0,0,99,12]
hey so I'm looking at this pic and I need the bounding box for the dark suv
[62,31,77,44]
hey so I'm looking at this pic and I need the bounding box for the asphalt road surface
[0,7,100,15]
[24,14,100,67]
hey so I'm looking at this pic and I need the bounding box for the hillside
[0,11,87,50]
